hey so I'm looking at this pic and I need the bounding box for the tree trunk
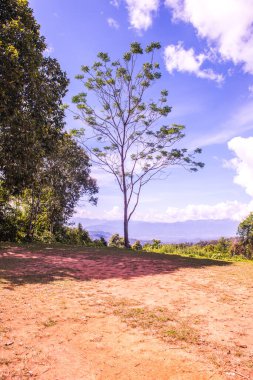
[123,191,130,248]
[26,189,41,241]
[26,189,36,241]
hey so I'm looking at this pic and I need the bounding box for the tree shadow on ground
[0,245,232,287]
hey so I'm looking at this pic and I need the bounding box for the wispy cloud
[191,101,253,147]
[164,42,223,83]
[110,0,120,7]
[107,17,120,29]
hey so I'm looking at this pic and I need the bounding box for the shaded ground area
[0,246,252,379]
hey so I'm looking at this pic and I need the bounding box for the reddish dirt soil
[0,246,252,379]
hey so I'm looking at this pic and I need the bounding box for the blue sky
[30,0,253,223]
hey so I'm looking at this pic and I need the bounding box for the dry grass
[113,303,200,344]
[42,318,58,328]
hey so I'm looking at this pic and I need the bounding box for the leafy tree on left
[0,0,98,242]
[0,0,68,193]
[22,133,98,241]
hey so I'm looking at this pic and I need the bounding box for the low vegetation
[143,238,248,261]
[109,233,253,261]
[1,225,253,262]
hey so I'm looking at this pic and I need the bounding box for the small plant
[99,236,107,246]
[131,240,142,251]
[151,239,161,249]
[163,326,198,343]
[43,318,57,328]
[108,233,125,248]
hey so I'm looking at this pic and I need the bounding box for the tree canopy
[0,0,98,243]
[0,0,68,193]
[237,212,253,258]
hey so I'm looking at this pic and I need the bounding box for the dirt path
[0,246,252,379]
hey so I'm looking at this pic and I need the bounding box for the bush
[108,233,125,248]
[0,202,22,242]
[237,213,253,259]
[92,237,108,247]
[132,240,142,250]
[230,239,245,257]
[151,239,161,249]
[55,224,92,245]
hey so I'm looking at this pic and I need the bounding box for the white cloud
[124,0,159,31]
[227,136,253,197]
[73,207,93,219]
[132,200,253,222]
[105,206,122,219]
[110,0,120,7]
[107,17,120,29]
[165,0,253,74]
[191,101,253,147]
[74,200,253,222]
[249,85,253,97]
[164,42,223,82]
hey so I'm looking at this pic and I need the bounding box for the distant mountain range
[71,217,238,243]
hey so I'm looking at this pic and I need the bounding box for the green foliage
[131,240,142,251]
[0,1,98,243]
[0,134,98,242]
[0,0,68,194]
[0,202,18,241]
[108,234,125,248]
[92,236,108,247]
[150,239,161,249]
[237,213,253,259]
[54,224,92,245]
[143,237,250,261]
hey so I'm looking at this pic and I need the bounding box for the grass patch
[0,358,11,364]
[112,302,200,345]
[43,318,57,328]
[164,325,199,344]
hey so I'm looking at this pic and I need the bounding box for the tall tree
[0,0,68,193]
[73,42,204,247]
[20,133,98,240]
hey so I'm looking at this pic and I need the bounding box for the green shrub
[55,224,92,245]
[132,240,142,250]
[237,213,253,259]
[92,237,108,247]
[108,233,125,248]
[143,238,251,261]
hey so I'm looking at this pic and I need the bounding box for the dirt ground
[0,246,252,380]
